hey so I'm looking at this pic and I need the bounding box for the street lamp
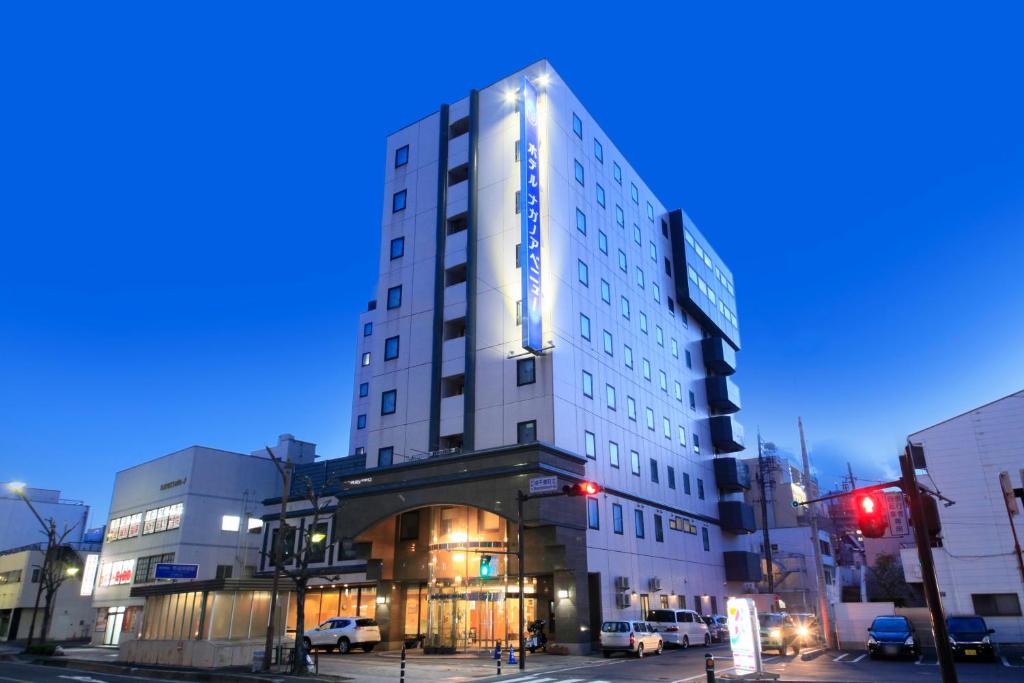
[7,481,57,652]
[66,566,80,577]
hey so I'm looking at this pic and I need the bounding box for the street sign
[727,597,763,676]
[154,563,199,580]
[528,476,558,494]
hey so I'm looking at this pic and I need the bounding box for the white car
[599,620,663,658]
[646,609,711,648]
[303,617,381,654]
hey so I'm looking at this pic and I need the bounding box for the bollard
[400,643,406,683]
[705,653,715,683]
[314,649,319,675]
[494,640,501,660]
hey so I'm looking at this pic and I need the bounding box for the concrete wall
[832,601,895,650]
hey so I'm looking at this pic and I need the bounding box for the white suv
[599,620,663,658]
[303,617,381,654]
[647,609,711,648]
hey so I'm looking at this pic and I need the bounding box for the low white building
[89,434,315,646]
[0,544,98,642]
[900,390,1024,643]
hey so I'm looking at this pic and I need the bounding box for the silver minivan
[647,609,711,648]
[599,620,664,657]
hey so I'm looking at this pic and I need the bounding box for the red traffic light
[855,492,888,538]
[564,481,601,497]
[860,495,876,514]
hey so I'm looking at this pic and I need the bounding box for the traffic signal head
[855,491,888,538]
[479,554,497,578]
[564,481,601,497]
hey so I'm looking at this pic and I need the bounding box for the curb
[33,657,288,682]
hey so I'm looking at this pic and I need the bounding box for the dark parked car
[867,615,919,659]
[946,616,996,660]
[702,614,729,643]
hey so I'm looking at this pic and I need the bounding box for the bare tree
[866,552,917,606]
[38,525,82,644]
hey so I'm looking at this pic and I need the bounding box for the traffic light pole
[900,448,957,683]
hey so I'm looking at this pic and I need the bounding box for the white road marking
[850,653,867,663]
[832,653,848,661]
[59,677,109,682]
[914,656,938,665]
[495,678,536,683]
[0,676,33,683]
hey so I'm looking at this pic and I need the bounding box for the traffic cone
[508,644,516,665]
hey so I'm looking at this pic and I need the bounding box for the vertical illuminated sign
[80,553,99,597]
[519,76,543,352]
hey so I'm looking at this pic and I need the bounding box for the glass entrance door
[103,606,126,645]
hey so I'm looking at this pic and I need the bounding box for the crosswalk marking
[832,653,848,661]
[849,653,867,663]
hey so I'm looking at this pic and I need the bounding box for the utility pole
[798,417,834,649]
[846,462,856,491]
[262,447,292,672]
[901,446,957,683]
[757,433,774,593]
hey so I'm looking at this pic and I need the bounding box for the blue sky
[2,3,1022,525]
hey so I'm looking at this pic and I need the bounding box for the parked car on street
[946,615,996,660]
[647,609,711,648]
[600,620,664,657]
[866,615,919,659]
[758,613,802,655]
[303,617,381,654]
[702,614,729,643]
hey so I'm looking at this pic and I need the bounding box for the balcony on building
[709,415,745,453]
[706,376,741,414]
[719,501,756,534]
[713,457,751,492]
[701,336,737,375]
[723,551,763,582]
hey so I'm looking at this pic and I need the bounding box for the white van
[646,609,711,648]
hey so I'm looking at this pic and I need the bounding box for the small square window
[572,113,583,139]
[387,285,402,310]
[600,279,611,304]
[356,414,366,429]
[394,145,409,168]
[582,370,593,398]
[517,420,537,444]
[584,430,596,459]
[577,259,589,286]
[363,322,373,337]
[630,183,639,204]
[598,230,608,254]
[613,161,622,184]
[361,352,371,366]
[576,208,587,235]
[574,160,585,186]
[390,237,405,260]
[378,446,394,467]
[517,357,536,386]
[596,183,605,207]
[358,382,369,397]
[579,313,591,341]
[392,189,407,212]
[384,335,400,360]
[609,441,620,468]
[630,450,640,476]
[381,389,397,415]
[594,139,604,163]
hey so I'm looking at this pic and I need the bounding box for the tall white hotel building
[243,60,756,655]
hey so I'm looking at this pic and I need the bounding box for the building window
[356,414,367,429]
[515,243,521,267]
[576,208,587,234]
[654,514,664,543]
[384,335,400,360]
[572,112,583,139]
[395,145,409,167]
[620,296,630,320]
[971,593,1022,616]
[387,285,402,309]
[378,446,394,467]
[596,183,606,207]
[390,237,405,260]
[598,230,608,254]
[668,297,675,314]
[613,161,622,184]
[630,450,640,476]
[639,311,648,333]
[361,352,371,366]
[681,311,688,328]
[678,425,687,446]
[636,267,645,289]
[358,382,369,397]
[355,446,365,455]
[516,300,522,325]
[697,478,705,500]
[517,420,537,444]
[689,390,696,410]
[584,431,596,459]
[650,459,659,483]
[603,330,613,356]
[649,241,657,262]
[634,509,645,538]
[683,472,692,495]
[647,201,655,221]
[606,384,617,410]
[627,396,637,421]
[645,407,655,430]
[665,257,672,276]
[656,327,665,348]
[600,279,611,304]
[618,250,627,272]
[392,189,407,212]
[594,138,603,163]
[675,382,683,402]
[578,259,589,286]
[517,357,536,386]
[633,224,642,245]
[662,416,671,438]
[609,441,620,468]
[653,283,661,303]
[702,527,710,552]
[221,515,241,532]
[612,504,624,534]
[642,358,651,381]
[574,160,584,186]
[363,322,373,336]
[582,370,593,398]
[624,345,633,369]
[381,390,397,415]
[693,434,701,454]
[659,371,668,393]
[668,466,676,490]
[580,313,591,341]
[671,338,679,358]
[630,182,639,204]
[615,204,624,227]
[587,498,600,529]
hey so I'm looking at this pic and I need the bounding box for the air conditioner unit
[614,576,630,590]
[648,577,661,592]
[615,592,632,608]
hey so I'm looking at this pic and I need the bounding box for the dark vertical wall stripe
[464,90,480,451]
[428,105,450,452]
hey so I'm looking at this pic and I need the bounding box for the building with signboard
[88,434,312,646]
